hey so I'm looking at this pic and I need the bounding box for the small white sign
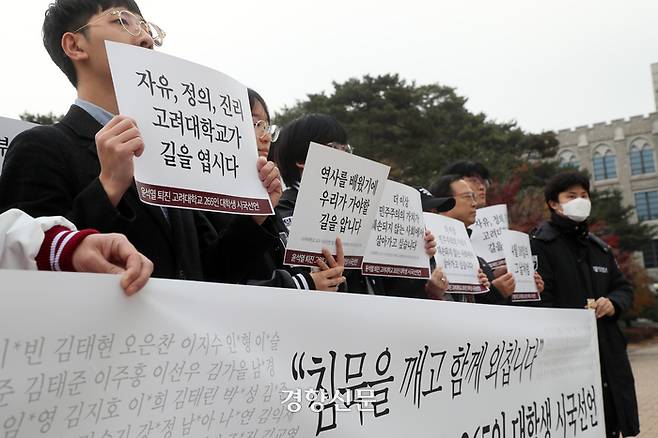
[0,116,37,175]
[284,143,390,269]
[423,212,487,294]
[362,181,430,279]
[106,41,272,215]
[501,229,540,302]
[470,204,509,269]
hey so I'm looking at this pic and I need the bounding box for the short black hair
[441,160,490,180]
[428,174,463,199]
[248,88,270,122]
[274,114,348,187]
[544,171,590,208]
[43,0,143,87]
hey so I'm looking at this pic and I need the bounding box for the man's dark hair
[43,0,143,87]
[274,114,348,187]
[248,88,270,122]
[544,171,590,208]
[428,174,463,199]
[440,160,490,180]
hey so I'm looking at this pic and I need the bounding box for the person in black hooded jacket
[530,171,639,438]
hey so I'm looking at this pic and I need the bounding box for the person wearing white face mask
[530,171,639,438]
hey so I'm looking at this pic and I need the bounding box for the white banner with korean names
[423,212,488,294]
[470,204,510,269]
[502,229,541,302]
[0,270,605,438]
[106,41,272,215]
[0,116,37,175]
[284,143,390,269]
[362,180,430,279]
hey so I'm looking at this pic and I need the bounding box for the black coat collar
[59,104,103,141]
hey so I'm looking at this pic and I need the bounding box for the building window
[558,150,580,169]
[592,145,617,181]
[642,239,658,268]
[629,139,656,175]
[634,190,658,221]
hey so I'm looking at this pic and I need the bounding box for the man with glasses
[0,0,282,284]
[428,174,512,303]
[439,160,518,300]
[441,161,491,209]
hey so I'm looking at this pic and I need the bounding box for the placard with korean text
[106,41,272,215]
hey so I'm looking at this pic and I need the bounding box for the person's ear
[548,200,560,212]
[62,32,90,62]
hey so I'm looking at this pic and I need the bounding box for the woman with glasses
[248,89,280,160]
[273,114,350,233]
[208,92,345,292]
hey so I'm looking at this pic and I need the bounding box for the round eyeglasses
[455,191,477,202]
[253,120,280,142]
[74,10,166,47]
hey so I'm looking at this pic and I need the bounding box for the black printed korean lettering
[421,349,447,399]
[461,411,506,438]
[291,351,337,435]
[400,345,428,408]
[136,69,156,96]
[337,348,393,425]
[0,136,8,158]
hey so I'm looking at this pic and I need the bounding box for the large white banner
[0,117,37,175]
[0,270,604,438]
[106,41,272,215]
[284,143,390,269]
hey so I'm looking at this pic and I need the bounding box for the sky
[3,0,658,133]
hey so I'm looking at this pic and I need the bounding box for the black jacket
[0,105,277,282]
[530,214,639,437]
[204,209,316,290]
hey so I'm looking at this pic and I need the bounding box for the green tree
[279,73,657,320]
[19,111,63,125]
[275,74,558,186]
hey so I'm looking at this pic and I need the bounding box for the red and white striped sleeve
[0,209,96,271]
[35,226,98,272]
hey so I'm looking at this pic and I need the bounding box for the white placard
[470,204,509,269]
[502,229,541,302]
[0,270,605,438]
[106,41,272,215]
[0,117,37,175]
[362,181,430,279]
[423,212,487,294]
[284,143,390,269]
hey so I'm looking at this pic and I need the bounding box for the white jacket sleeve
[0,209,76,270]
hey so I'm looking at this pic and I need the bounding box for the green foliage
[274,74,558,186]
[19,111,63,125]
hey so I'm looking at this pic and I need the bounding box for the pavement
[628,340,658,437]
